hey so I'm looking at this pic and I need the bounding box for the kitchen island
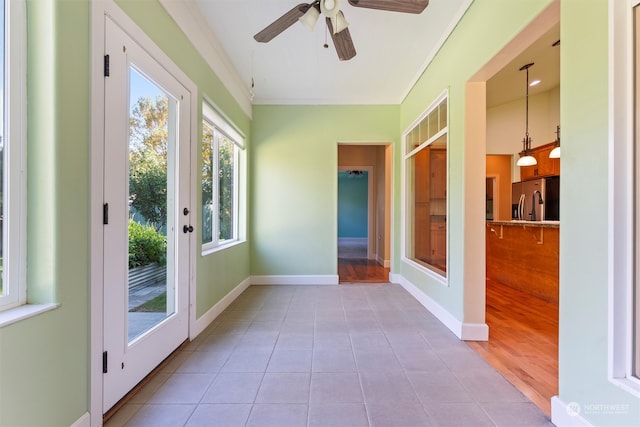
[486,220,559,304]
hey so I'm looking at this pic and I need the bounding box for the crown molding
[159,0,252,118]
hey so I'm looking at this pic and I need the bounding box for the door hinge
[104,54,110,77]
[103,203,109,225]
[103,351,108,373]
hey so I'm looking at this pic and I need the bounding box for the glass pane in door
[127,68,174,342]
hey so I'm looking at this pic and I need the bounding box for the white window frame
[0,0,26,313]
[201,101,243,255]
[401,90,449,282]
[609,0,640,396]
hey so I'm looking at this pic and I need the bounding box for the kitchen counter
[486,221,559,304]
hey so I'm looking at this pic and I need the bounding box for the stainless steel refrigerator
[511,176,560,221]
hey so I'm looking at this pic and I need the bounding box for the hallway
[337,238,389,283]
[105,284,552,427]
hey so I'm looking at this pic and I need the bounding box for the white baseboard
[461,322,489,341]
[395,274,488,341]
[190,277,251,340]
[376,254,390,268]
[551,396,594,427]
[69,412,91,427]
[251,275,339,285]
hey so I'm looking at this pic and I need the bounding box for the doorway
[338,168,371,259]
[102,18,192,412]
[337,144,391,283]
[465,2,560,416]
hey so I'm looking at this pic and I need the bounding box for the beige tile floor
[105,284,554,427]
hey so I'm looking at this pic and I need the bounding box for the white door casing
[102,17,191,411]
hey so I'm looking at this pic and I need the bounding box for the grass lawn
[131,292,166,312]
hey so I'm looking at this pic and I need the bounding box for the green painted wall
[398,0,640,424]
[398,0,553,323]
[559,0,639,425]
[0,0,90,425]
[0,0,251,424]
[1,0,639,426]
[250,105,398,276]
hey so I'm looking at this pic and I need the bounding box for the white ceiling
[189,0,474,105]
[161,0,559,110]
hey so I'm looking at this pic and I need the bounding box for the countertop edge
[487,220,560,228]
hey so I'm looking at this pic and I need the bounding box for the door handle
[183,225,193,233]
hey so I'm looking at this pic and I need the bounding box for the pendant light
[517,63,537,167]
[549,125,561,158]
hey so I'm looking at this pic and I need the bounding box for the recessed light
[529,79,541,87]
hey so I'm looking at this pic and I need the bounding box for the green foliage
[218,136,234,240]
[129,96,168,231]
[201,121,236,243]
[128,219,166,269]
[129,150,167,230]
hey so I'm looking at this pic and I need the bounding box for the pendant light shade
[517,153,537,166]
[517,63,537,167]
[300,1,347,34]
[549,125,561,158]
[299,5,321,31]
[331,11,349,34]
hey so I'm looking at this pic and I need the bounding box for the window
[0,0,26,312]
[404,94,448,276]
[201,102,243,253]
[634,0,640,380]
[612,0,640,392]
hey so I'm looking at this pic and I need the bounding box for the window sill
[401,256,449,286]
[201,239,246,256]
[610,376,640,399]
[0,303,60,328]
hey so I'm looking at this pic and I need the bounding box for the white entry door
[103,18,192,411]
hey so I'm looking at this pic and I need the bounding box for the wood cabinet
[414,148,430,203]
[430,220,446,266]
[520,142,560,180]
[430,149,446,199]
[411,146,447,270]
[414,203,430,262]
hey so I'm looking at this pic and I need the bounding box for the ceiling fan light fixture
[321,0,340,18]
[332,11,349,34]
[299,5,320,31]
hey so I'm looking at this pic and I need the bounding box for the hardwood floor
[338,258,389,283]
[467,278,558,416]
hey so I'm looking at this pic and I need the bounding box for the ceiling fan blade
[347,0,429,14]
[326,17,356,61]
[254,3,310,43]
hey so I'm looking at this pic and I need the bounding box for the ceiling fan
[253,0,430,61]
